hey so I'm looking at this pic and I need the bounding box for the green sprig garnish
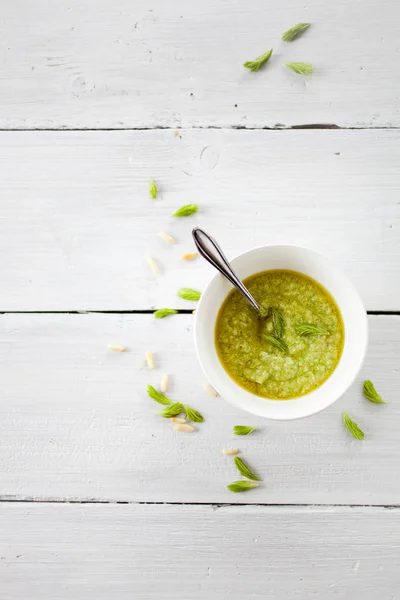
[285,62,314,75]
[234,456,261,481]
[158,403,183,418]
[261,334,288,353]
[296,323,328,337]
[147,385,204,421]
[363,380,386,404]
[184,406,204,422]
[343,411,364,440]
[269,307,284,339]
[147,384,172,406]
[178,288,201,301]
[149,179,157,199]
[172,204,198,217]
[244,48,273,72]
[282,22,311,42]
[153,308,178,319]
[233,425,256,436]
[227,480,259,493]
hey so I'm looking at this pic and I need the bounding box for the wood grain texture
[1,0,400,128]
[1,503,399,599]
[1,129,399,311]
[1,312,399,504]
[2,2,399,595]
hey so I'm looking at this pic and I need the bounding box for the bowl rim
[194,243,368,421]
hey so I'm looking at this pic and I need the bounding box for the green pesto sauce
[215,270,344,400]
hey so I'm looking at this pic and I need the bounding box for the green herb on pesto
[296,323,328,337]
[261,334,289,353]
[269,307,284,339]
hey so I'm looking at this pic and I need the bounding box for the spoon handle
[192,228,261,314]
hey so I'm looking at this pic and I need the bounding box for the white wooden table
[1,2,400,598]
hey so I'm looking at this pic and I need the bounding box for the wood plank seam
[1,500,400,508]
[0,125,399,132]
[0,310,399,315]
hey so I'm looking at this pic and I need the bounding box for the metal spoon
[192,227,264,317]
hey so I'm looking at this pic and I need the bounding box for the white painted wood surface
[1,312,398,504]
[2,0,400,129]
[2,1,400,596]
[1,503,399,599]
[1,129,399,311]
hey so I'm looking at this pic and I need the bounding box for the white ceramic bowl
[194,245,368,420]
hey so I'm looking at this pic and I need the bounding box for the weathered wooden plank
[0,313,398,504]
[2,0,399,128]
[1,129,399,311]
[1,503,399,599]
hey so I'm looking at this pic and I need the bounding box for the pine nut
[160,373,169,393]
[157,231,176,245]
[181,252,199,261]
[203,382,218,397]
[145,351,155,370]
[173,423,195,432]
[222,448,239,456]
[108,344,126,352]
[145,255,160,274]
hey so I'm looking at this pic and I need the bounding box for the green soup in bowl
[215,269,344,400]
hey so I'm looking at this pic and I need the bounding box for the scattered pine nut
[171,417,186,424]
[157,231,176,245]
[145,351,155,370]
[203,382,218,397]
[108,344,126,352]
[181,252,199,261]
[192,310,196,315]
[222,448,239,456]
[160,373,169,393]
[173,423,195,432]
[145,255,160,274]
